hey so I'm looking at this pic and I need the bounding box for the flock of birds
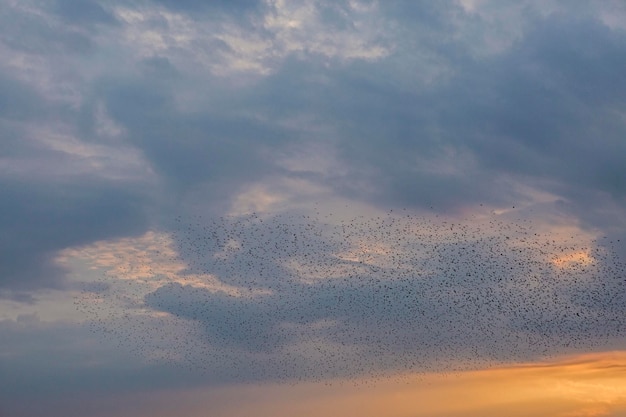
[76,207,626,382]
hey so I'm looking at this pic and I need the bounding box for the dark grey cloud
[326,14,626,213]
[96,75,294,192]
[0,66,153,300]
[0,178,149,297]
[0,316,210,417]
[437,15,626,184]
[0,2,95,55]
[173,5,623,217]
[139,212,626,380]
[52,0,118,26]
[139,56,180,80]
[150,0,263,14]
[0,74,47,121]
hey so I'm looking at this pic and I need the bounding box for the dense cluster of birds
[76,207,626,382]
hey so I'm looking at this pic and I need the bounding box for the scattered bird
[76,207,626,383]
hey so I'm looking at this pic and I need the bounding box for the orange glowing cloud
[551,250,596,269]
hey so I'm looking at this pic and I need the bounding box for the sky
[1,0,626,416]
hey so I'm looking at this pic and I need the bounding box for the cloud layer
[1,0,626,415]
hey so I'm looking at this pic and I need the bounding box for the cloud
[130,210,626,380]
[0,178,149,297]
[52,0,118,26]
[0,315,213,417]
[5,347,625,417]
[1,1,626,413]
[150,0,263,15]
[311,11,626,213]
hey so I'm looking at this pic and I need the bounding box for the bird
[75,205,626,383]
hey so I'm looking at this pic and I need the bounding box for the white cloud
[0,122,154,182]
[112,0,390,79]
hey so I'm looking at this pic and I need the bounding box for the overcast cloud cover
[1,1,626,416]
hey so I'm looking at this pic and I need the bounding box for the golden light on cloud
[56,231,246,296]
[131,351,626,417]
[551,250,596,269]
